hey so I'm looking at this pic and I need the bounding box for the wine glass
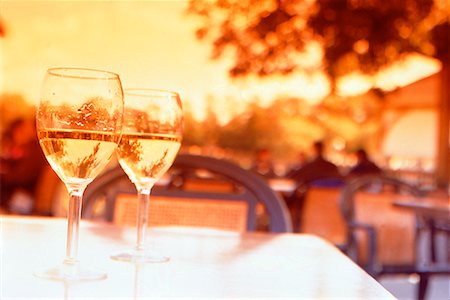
[111,88,183,263]
[35,67,124,280]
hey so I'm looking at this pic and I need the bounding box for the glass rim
[47,67,120,80]
[124,88,180,98]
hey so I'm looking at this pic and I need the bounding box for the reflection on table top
[1,215,394,299]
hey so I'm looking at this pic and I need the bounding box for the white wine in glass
[35,67,124,281]
[112,88,183,263]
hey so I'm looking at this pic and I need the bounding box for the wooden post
[436,61,449,192]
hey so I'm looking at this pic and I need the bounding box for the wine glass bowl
[35,67,123,280]
[38,68,123,187]
[112,88,183,263]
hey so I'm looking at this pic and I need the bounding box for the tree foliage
[182,94,383,161]
[188,0,449,82]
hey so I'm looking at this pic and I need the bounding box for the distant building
[380,71,446,188]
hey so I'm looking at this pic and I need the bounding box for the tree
[188,0,450,189]
[188,0,446,80]
[0,93,35,136]
[182,106,217,147]
[0,15,5,37]
[218,102,282,152]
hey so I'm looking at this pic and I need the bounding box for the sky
[0,0,441,123]
[1,1,225,119]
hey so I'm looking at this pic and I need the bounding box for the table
[393,197,450,263]
[392,197,450,299]
[1,215,395,299]
[393,197,450,220]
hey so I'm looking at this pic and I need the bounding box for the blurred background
[0,0,449,214]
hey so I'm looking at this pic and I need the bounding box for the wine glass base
[34,263,107,281]
[111,248,169,264]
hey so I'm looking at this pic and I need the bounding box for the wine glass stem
[65,187,85,264]
[136,187,152,250]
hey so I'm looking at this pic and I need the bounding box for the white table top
[268,178,296,194]
[1,215,394,299]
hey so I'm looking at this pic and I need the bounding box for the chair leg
[293,207,301,232]
[429,219,437,263]
[417,273,430,300]
[288,194,304,233]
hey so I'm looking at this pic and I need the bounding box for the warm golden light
[1,1,441,122]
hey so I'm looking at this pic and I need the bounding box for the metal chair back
[83,154,292,233]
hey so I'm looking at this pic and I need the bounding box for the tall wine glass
[35,67,123,280]
[111,88,183,263]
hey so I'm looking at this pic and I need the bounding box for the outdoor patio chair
[287,176,346,235]
[82,153,292,233]
[339,174,449,300]
[297,183,348,251]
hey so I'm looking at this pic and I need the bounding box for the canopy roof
[383,72,441,109]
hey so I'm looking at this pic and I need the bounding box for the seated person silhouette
[288,141,343,187]
[348,149,382,177]
[285,151,307,177]
[250,148,277,179]
[286,141,343,232]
